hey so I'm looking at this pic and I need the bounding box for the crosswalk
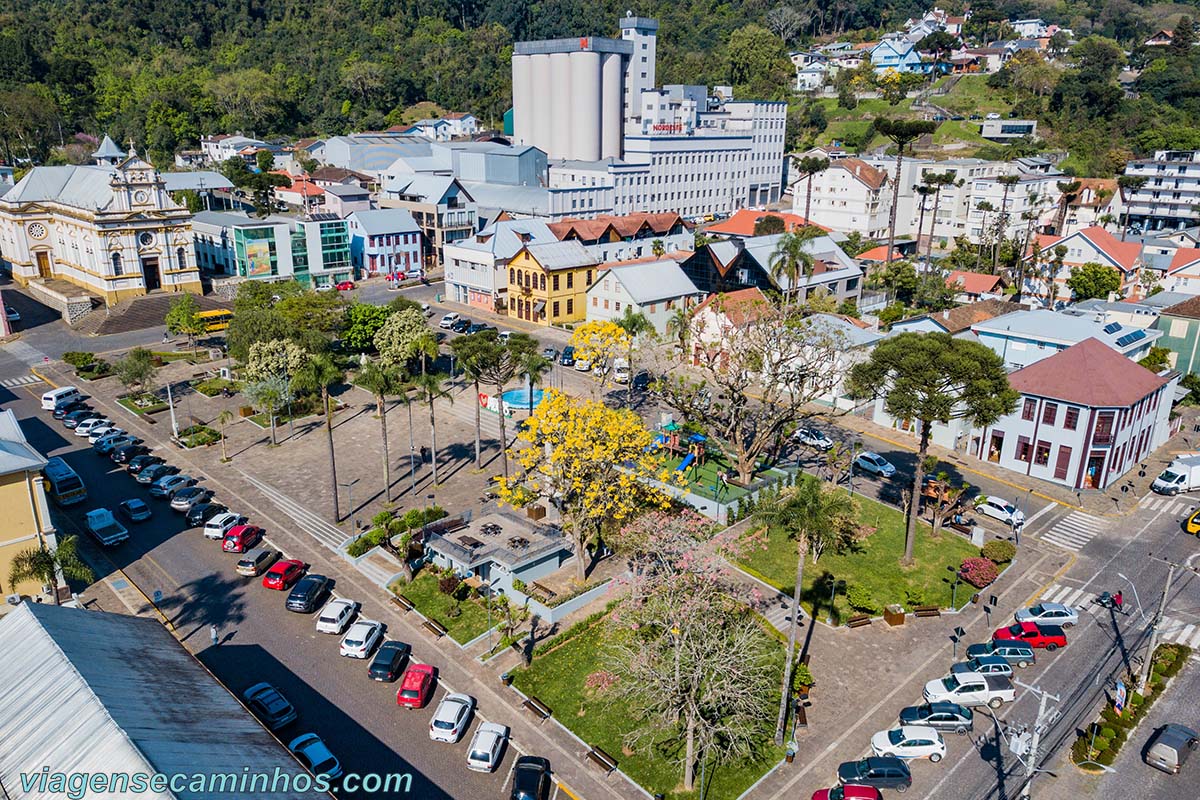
[238,470,350,552]
[1040,582,1200,649]
[0,373,41,389]
[1137,494,1198,517]
[1040,511,1109,552]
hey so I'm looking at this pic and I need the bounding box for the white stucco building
[585,257,703,333]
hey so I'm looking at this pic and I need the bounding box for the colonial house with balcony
[505,240,597,325]
[442,218,557,311]
[379,174,476,268]
[795,158,890,239]
[547,212,692,263]
[1122,149,1200,232]
[347,208,423,278]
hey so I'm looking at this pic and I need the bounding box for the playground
[650,424,781,503]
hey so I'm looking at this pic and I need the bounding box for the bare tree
[766,5,808,46]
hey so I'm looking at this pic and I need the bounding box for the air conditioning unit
[5,593,22,606]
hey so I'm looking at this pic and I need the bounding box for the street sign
[990,595,998,607]
[1114,680,1127,716]
[954,626,966,638]
[153,589,162,604]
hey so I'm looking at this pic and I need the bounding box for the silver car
[1015,601,1078,628]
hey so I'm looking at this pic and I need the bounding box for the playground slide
[645,433,669,452]
[676,452,696,472]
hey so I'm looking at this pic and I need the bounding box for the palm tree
[665,306,693,357]
[292,354,346,522]
[1054,179,1082,236]
[412,371,452,486]
[758,479,859,746]
[477,335,539,478]
[874,117,939,264]
[450,332,503,469]
[994,175,1021,273]
[769,227,822,306]
[243,374,290,446]
[9,535,93,605]
[216,409,234,462]
[794,155,830,225]
[615,308,652,406]
[356,360,404,502]
[516,347,553,415]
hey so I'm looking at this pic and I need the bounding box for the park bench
[585,746,618,775]
[847,614,872,629]
[795,704,809,728]
[914,605,941,618]
[523,696,552,722]
[391,594,415,612]
[422,619,447,639]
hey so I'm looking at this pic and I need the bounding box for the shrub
[959,557,1000,588]
[794,663,815,687]
[846,584,879,614]
[1071,734,1091,764]
[981,540,1017,563]
[446,602,462,618]
[1092,736,1110,752]
[511,577,528,593]
[178,425,221,447]
[1096,749,1117,766]
[1099,726,1116,740]
[904,587,926,607]
[346,527,390,557]
[62,351,95,368]
[194,377,237,397]
[437,574,461,596]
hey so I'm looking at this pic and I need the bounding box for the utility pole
[1011,680,1060,799]
[1138,554,1199,692]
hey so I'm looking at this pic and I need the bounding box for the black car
[467,322,488,334]
[631,370,651,392]
[186,502,228,528]
[509,756,551,800]
[111,443,149,464]
[286,574,332,613]
[243,683,298,730]
[898,702,974,735]
[451,318,472,333]
[126,454,165,474]
[367,640,412,682]
[836,757,911,793]
[53,400,90,420]
[62,409,100,428]
[559,345,575,366]
[136,463,179,485]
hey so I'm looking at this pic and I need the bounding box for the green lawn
[390,571,493,644]
[739,487,980,624]
[117,395,168,415]
[511,620,786,800]
[934,75,1013,116]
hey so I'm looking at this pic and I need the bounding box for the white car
[466,722,509,772]
[1015,601,1079,628]
[74,417,113,437]
[498,331,512,343]
[986,112,1001,120]
[870,725,947,762]
[613,358,631,384]
[574,357,592,372]
[88,424,124,443]
[978,497,1025,527]
[315,598,357,634]
[429,693,476,743]
[203,512,249,540]
[439,312,460,329]
[421,303,434,317]
[854,451,896,477]
[339,619,383,658]
[793,427,834,451]
[288,733,343,779]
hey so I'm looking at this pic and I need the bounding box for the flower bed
[177,424,222,448]
[193,377,239,397]
[76,361,112,381]
[118,393,168,415]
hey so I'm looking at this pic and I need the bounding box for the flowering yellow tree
[498,389,678,580]
[568,319,631,389]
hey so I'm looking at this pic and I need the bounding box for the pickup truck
[85,508,129,546]
[993,621,1067,651]
[923,671,1016,709]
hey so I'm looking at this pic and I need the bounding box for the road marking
[1024,501,1057,527]
[1039,511,1108,552]
[0,373,41,388]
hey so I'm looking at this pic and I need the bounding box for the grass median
[389,571,493,645]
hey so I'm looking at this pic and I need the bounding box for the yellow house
[506,241,598,326]
[0,409,56,602]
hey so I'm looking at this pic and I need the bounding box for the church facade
[0,137,202,304]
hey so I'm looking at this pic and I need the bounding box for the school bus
[196,308,233,332]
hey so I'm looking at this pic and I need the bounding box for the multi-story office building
[1123,150,1200,232]
[195,212,353,288]
[379,175,476,268]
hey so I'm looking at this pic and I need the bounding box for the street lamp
[825,578,847,626]
[1115,572,1149,624]
[339,478,360,528]
[944,565,964,609]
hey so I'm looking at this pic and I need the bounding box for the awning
[533,301,546,315]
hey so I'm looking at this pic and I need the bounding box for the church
[0,136,202,305]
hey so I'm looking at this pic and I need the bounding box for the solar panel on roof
[1115,330,1147,347]
[1103,322,1122,334]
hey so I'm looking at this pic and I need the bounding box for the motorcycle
[1095,591,1126,613]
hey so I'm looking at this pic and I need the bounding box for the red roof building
[1027,226,1143,304]
[946,270,1008,301]
[704,209,828,238]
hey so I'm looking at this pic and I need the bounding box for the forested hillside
[0,0,1197,171]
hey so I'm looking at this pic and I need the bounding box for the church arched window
[111,252,122,276]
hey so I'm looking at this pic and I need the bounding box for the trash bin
[884,604,906,626]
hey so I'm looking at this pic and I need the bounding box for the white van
[42,386,82,411]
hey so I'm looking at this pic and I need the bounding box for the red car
[262,559,306,590]
[993,621,1067,651]
[335,281,355,291]
[812,786,883,800]
[396,663,436,709]
[223,524,265,553]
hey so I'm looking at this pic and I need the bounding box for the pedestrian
[210,624,219,646]
[162,332,169,344]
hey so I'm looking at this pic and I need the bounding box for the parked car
[63,409,101,429]
[243,682,298,730]
[223,524,265,553]
[870,726,946,762]
[262,559,306,590]
[993,621,1067,650]
[396,663,436,709]
[898,702,975,735]
[335,280,355,291]
[110,443,149,464]
[923,671,1016,709]
[315,598,357,634]
[149,473,196,497]
[559,346,576,366]
[951,655,1013,678]
[836,757,911,793]
[467,322,488,334]
[125,454,164,474]
[3,304,17,322]
[236,547,279,577]
[631,370,651,392]
[541,346,557,360]
[117,498,152,523]
[1187,508,1200,535]
[288,733,343,780]
[203,512,248,540]
[986,112,1001,119]
[977,497,1025,527]
[1014,602,1078,628]
[854,452,896,477]
[96,435,141,456]
[467,722,509,772]
[1145,723,1199,774]
[52,400,89,420]
[811,785,883,800]
[368,640,411,682]
[170,486,214,512]
[429,693,475,743]
[794,427,834,451]
[286,574,332,613]
[439,312,460,329]
[421,303,433,317]
[964,640,1036,668]
[137,463,179,485]
[451,318,472,333]
[87,424,124,443]
[613,358,631,384]
[74,417,112,438]
[509,756,552,800]
[185,502,227,528]
[574,356,592,372]
[340,619,384,658]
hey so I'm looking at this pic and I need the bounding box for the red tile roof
[705,209,829,237]
[946,270,1003,295]
[1071,179,1117,208]
[693,288,773,326]
[834,158,887,191]
[1163,295,1200,319]
[549,212,686,243]
[1035,226,1141,271]
[856,245,904,263]
[900,299,1027,334]
[1009,338,1170,407]
[273,173,325,197]
[1169,248,1200,271]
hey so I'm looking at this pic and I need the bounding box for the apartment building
[1123,149,1200,232]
